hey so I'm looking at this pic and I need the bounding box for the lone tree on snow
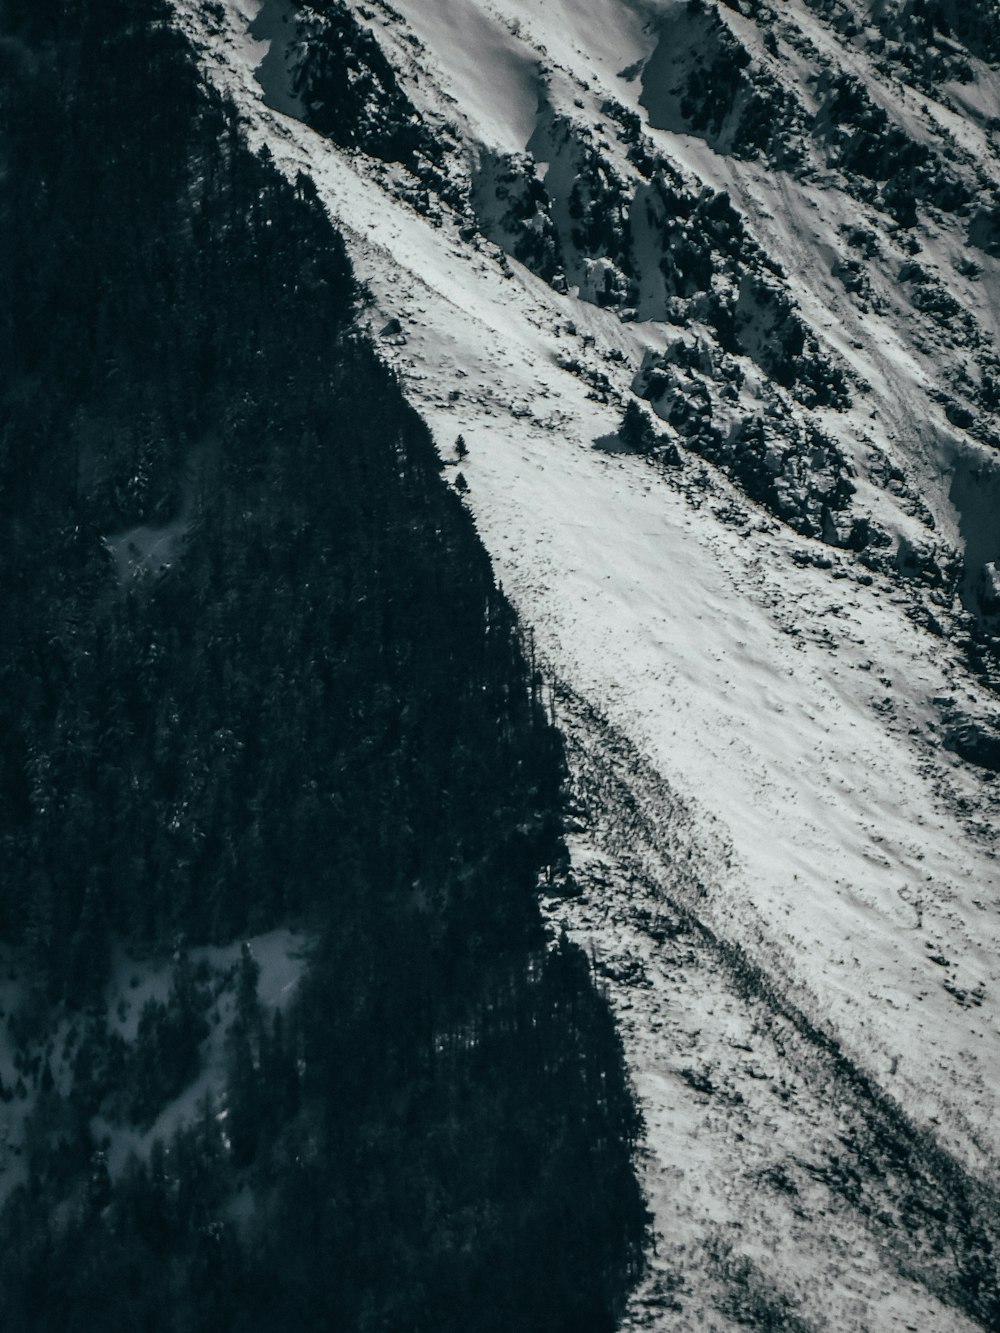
[619,400,657,453]
[618,399,681,465]
[455,434,469,460]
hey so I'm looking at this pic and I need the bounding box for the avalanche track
[170,2,1000,1327]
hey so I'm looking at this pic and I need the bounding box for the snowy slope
[170,1,1000,1326]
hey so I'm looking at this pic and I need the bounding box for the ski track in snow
[171,1,1000,1326]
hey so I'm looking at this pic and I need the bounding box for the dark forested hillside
[0,1,647,1327]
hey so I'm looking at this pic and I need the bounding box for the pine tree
[619,399,655,452]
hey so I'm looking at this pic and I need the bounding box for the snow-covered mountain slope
[171,0,1000,1326]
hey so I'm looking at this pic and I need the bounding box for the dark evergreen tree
[619,399,657,452]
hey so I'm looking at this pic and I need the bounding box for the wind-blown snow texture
[172,1,1000,1327]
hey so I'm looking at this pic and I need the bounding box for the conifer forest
[0,3,649,1327]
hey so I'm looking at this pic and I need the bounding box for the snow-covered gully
[169,1,1000,1326]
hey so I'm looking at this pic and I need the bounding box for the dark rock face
[291,0,433,163]
[949,458,1000,620]
[928,0,1000,65]
[944,714,1000,772]
[969,206,1000,259]
[638,0,980,229]
[641,3,808,170]
[634,342,868,545]
[472,124,850,405]
[288,0,464,218]
[472,150,563,282]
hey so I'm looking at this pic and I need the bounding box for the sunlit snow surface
[171,1,1000,1326]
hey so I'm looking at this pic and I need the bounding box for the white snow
[105,517,188,581]
[374,0,545,155]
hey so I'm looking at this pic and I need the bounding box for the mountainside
[0,4,647,1329]
[167,1,1000,1329]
